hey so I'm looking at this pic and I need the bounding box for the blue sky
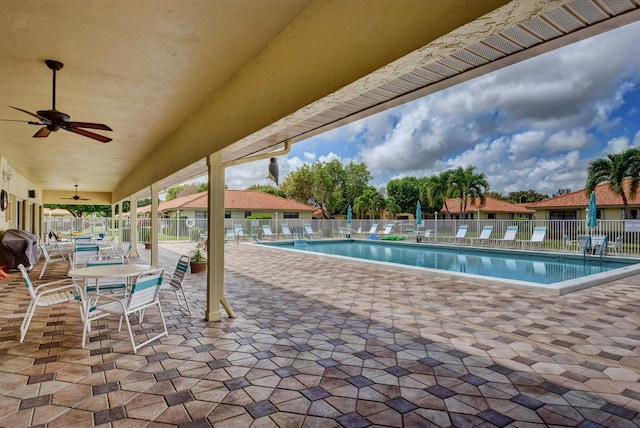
[225,20,640,197]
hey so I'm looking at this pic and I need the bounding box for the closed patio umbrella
[347,205,352,225]
[416,201,422,227]
[587,191,598,252]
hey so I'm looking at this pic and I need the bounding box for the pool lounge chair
[444,225,468,243]
[233,224,246,240]
[468,225,493,246]
[416,229,433,243]
[303,224,315,239]
[494,226,518,247]
[380,224,394,235]
[281,224,292,239]
[518,226,546,249]
[363,224,378,238]
[262,225,275,240]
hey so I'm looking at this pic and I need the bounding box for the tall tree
[246,184,287,198]
[387,177,421,213]
[585,148,640,219]
[421,170,453,215]
[507,190,548,204]
[449,166,489,218]
[353,187,385,219]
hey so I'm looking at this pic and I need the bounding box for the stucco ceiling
[0,0,637,204]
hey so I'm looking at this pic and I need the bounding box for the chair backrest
[127,268,165,311]
[456,225,468,238]
[225,228,235,238]
[18,264,37,300]
[478,226,493,239]
[304,224,314,234]
[74,245,100,267]
[39,240,50,259]
[86,255,126,291]
[503,226,518,240]
[383,224,393,234]
[87,255,125,267]
[262,225,273,235]
[530,227,546,242]
[281,224,291,235]
[356,227,362,233]
[424,229,433,237]
[169,255,190,288]
[368,224,378,233]
[234,224,244,236]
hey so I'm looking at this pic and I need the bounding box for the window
[550,210,577,220]
[244,211,251,218]
[628,209,638,219]
[224,211,231,219]
[487,213,496,219]
[283,212,299,219]
[195,211,207,219]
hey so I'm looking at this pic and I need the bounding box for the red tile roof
[443,196,535,214]
[138,190,315,213]
[527,179,640,208]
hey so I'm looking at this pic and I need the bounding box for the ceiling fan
[62,185,90,201]
[2,59,113,143]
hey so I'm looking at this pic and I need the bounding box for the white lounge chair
[233,224,245,240]
[380,224,394,235]
[304,224,315,239]
[281,224,292,239]
[262,225,275,240]
[417,229,433,243]
[445,225,468,243]
[469,225,493,246]
[518,226,546,248]
[495,226,518,247]
[363,224,378,238]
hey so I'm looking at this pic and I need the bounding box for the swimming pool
[260,240,640,294]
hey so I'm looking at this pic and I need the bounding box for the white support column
[130,198,140,258]
[117,201,123,249]
[150,183,159,267]
[206,152,235,321]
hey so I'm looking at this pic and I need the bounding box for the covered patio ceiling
[0,0,638,204]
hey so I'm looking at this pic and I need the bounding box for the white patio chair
[106,241,133,263]
[161,255,191,316]
[364,224,378,238]
[233,224,245,240]
[18,264,83,342]
[73,244,100,268]
[38,239,71,279]
[82,268,167,354]
[608,236,623,254]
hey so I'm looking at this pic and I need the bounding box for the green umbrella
[347,205,352,224]
[416,201,422,226]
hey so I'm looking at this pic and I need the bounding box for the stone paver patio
[0,241,639,427]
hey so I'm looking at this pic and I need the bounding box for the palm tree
[353,187,386,219]
[421,170,453,215]
[586,148,640,219]
[449,166,489,218]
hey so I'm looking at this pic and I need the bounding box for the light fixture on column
[3,168,12,184]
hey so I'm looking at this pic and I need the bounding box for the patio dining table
[68,263,154,305]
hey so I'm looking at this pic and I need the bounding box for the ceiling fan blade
[67,121,113,131]
[10,106,51,124]
[65,127,112,143]
[33,127,51,138]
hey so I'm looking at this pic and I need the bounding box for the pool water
[261,240,639,290]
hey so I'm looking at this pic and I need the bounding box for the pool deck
[0,241,639,426]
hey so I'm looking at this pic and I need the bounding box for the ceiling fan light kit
[5,59,113,143]
[61,184,90,201]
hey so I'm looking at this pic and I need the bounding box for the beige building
[440,196,535,220]
[527,179,640,220]
[137,190,316,221]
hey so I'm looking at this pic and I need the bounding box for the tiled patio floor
[0,241,639,427]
